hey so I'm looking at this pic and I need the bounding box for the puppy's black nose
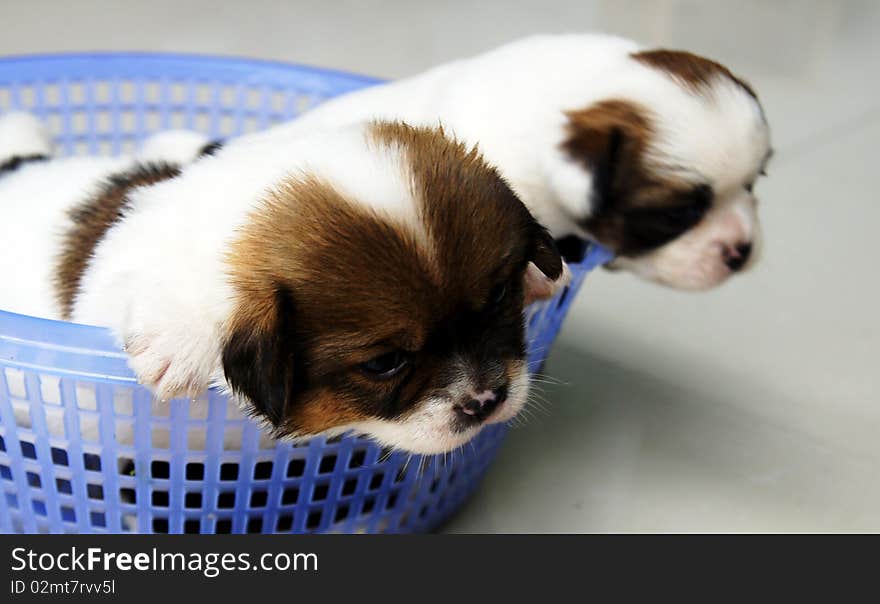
[724,243,752,272]
[455,387,507,423]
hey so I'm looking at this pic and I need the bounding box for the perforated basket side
[0,52,381,156]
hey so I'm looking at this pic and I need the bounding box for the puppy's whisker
[530,372,566,386]
[379,448,394,464]
[526,344,549,357]
[527,384,547,396]
[526,396,550,412]
[401,453,413,477]
[526,384,557,400]
[522,408,543,426]
[515,408,534,427]
[525,397,551,416]
[532,377,563,386]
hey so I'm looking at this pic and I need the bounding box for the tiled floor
[3,0,878,532]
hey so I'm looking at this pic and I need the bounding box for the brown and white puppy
[242,34,773,290]
[0,114,566,453]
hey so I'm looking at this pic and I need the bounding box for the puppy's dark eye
[662,202,707,224]
[490,283,507,305]
[624,187,712,252]
[360,351,408,380]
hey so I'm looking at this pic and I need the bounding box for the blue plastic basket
[0,53,613,534]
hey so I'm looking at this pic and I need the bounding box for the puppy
[0,114,566,454]
[243,34,773,290]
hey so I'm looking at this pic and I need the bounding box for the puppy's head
[556,49,772,290]
[221,122,565,453]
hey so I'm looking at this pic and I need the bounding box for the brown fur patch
[294,389,372,435]
[562,99,654,183]
[55,162,181,319]
[632,49,758,100]
[226,173,438,353]
[562,100,712,255]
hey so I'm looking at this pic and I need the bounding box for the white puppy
[240,34,773,290]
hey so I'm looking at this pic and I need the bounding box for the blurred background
[3,0,877,532]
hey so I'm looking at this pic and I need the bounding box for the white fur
[238,34,772,290]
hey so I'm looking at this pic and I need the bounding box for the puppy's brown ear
[221,285,301,428]
[562,100,652,215]
[530,222,564,280]
[524,222,569,305]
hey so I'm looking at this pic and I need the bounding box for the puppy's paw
[124,331,218,401]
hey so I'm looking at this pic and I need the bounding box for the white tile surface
[2,0,877,532]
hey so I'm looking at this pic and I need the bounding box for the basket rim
[0,50,385,87]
